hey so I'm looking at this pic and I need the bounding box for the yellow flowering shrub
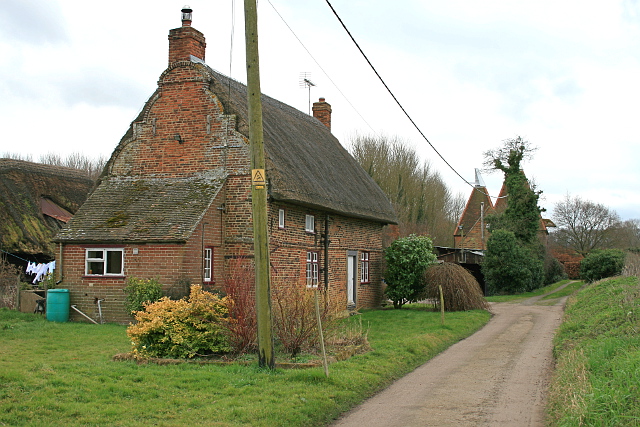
[127,285,231,358]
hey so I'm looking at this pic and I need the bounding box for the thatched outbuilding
[0,159,93,262]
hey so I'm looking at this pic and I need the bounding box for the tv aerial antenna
[299,72,316,115]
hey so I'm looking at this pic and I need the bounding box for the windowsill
[82,275,125,279]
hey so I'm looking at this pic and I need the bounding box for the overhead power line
[324,0,487,194]
[266,0,377,134]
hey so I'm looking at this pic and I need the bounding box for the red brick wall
[168,26,206,64]
[265,203,385,310]
[454,221,487,250]
[110,62,249,179]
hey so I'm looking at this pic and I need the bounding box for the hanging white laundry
[45,261,56,275]
[33,263,47,284]
[28,261,56,284]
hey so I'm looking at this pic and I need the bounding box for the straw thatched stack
[423,262,490,312]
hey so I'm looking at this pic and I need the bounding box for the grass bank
[547,276,640,426]
[0,306,489,426]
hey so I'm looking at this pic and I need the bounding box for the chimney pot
[181,5,193,26]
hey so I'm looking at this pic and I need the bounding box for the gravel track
[331,286,572,426]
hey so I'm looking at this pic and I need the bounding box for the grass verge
[0,306,489,426]
[485,280,574,303]
[547,276,640,426]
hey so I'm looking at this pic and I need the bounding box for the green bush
[544,255,567,285]
[384,234,437,308]
[127,285,231,358]
[580,249,626,283]
[482,229,544,295]
[124,277,163,315]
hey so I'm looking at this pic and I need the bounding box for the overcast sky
[1,0,638,221]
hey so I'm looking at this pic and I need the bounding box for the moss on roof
[0,159,94,256]
[55,170,225,243]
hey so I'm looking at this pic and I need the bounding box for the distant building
[454,170,494,251]
[443,169,555,294]
[454,169,552,251]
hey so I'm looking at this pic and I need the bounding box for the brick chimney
[312,98,332,131]
[168,6,206,64]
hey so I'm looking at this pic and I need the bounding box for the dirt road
[331,291,568,427]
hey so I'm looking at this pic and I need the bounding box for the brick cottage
[54,8,397,323]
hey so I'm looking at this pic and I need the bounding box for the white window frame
[306,251,319,288]
[360,251,370,283]
[305,214,315,233]
[278,208,285,229]
[204,247,213,282]
[85,248,124,276]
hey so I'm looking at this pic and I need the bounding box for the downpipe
[96,298,104,324]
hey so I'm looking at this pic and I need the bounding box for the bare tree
[610,219,640,250]
[349,134,464,246]
[552,194,621,256]
[3,152,106,180]
[482,136,537,174]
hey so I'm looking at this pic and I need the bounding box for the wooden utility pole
[244,0,275,369]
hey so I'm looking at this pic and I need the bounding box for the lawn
[547,275,640,426]
[0,306,490,426]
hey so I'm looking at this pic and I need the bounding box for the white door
[347,252,357,308]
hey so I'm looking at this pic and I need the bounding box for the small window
[204,247,213,282]
[278,209,285,229]
[360,252,370,283]
[305,214,315,233]
[306,251,319,288]
[85,248,124,276]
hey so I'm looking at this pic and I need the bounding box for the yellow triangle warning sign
[252,169,266,186]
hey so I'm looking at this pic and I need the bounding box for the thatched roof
[58,59,396,245]
[0,159,93,256]
[55,170,225,243]
[207,67,397,224]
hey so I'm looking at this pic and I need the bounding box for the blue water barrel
[46,289,70,322]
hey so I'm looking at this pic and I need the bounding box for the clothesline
[0,249,32,263]
[25,261,56,285]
